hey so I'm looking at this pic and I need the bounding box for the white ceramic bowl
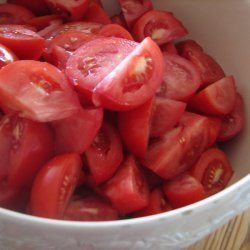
[1,1,250,249]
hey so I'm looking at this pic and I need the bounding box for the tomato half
[189,76,237,116]
[132,10,188,46]
[64,195,119,221]
[218,93,245,141]
[85,121,123,186]
[142,112,209,180]
[0,3,34,25]
[102,154,149,214]
[118,0,153,28]
[163,173,205,208]
[0,60,81,122]
[190,148,234,196]
[177,39,225,87]
[156,52,202,101]
[52,107,103,154]
[92,37,164,110]
[30,153,82,219]
[0,24,45,60]
[0,43,18,69]
[45,0,90,21]
[6,115,54,188]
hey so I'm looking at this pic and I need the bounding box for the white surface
[0,0,250,249]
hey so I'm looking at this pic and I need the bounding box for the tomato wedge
[93,37,164,110]
[0,60,81,122]
[163,173,205,208]
[0,24,45,60]
[30,153,82,219]
[190,148,234,196]
[132,10,188,46]
[102,155,149,214]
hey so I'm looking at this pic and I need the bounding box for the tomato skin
[132,10,188,46]
[177,39,225,87]
[118,98,154,158]
[102,155,149,215]
[163,173,205,208]
[83,2,111,25]
[30,153,82,219]
[161,42,178,54]
[189,148,234,196]
[111,13,128,29]
[27,15,61,31]
[118,0,153,29]
[142,112,209,180]
[218,93,245,141]
[85,121,123,186]
[0,60,81,122]
[156,52,202,102]
[64,195,119,221]
[0,3,34,25]
[52,107,103,155]
[7,115,54,188]
[0,24,45,60]
[189,76,237,116]
[45,0,90,21]
[150,97,186,138]
[206,116,222,147]
[92,37,165,111]
[0,42,18,70]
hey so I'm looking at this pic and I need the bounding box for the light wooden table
[186,209,250,250]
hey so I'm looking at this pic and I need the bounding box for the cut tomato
[27,15,61,31]
[206,116,222,147]
[218,93,245,141]
[30,153,82,219]
[0,43,18,69]
[163,173,205,208]
[132,10,188,46]
[85,121,123,186]
[190,148,234,196]
[156,53,202,101]
[161,42,178,54]
[99,24,134,40]
[102,154,149,214]
[93,37,164,110]
[0,24,45,60]
[0,60,81,122]
[64,195,119,221]
[111,12,128,29]
[52,107,103,154]
[142,112,209,180]
[189,76,237,116]
[177,39,225,87]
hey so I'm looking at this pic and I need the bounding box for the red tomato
[30,153,82,219]
[102,155,149,214]
[118,98,154,158]
[66,37,138,101]
[156,52,202,102]
[189,76,237,116]
[64,195,119,221]
[163,173,205,208]
[6,115,54,188]
[161,42,178,54]
[0,60,81,122]
[177,39,225,87]
[0,24,45,60]
[111,13,128,29]
[99,24,134,40]
[45,0,90,21]
[0,43,18,69]
[27,15,61,31]
[218,93,245,141]
[93,37,164,110]
[83,2,111,25]
[150,97,186,138]
[141,112,209,180]
[85,121,123,186]
[132,10,188,46]
[52,107,103,154]
[118,0,153,28]
[37,18,63,39]
[0,3,34,25]
[7,0,51,16]
[134,188,171,217]
[190,148,234,196]
[206,116,222,147]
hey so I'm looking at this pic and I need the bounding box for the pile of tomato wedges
[0,0,244,221]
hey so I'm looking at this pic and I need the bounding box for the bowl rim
[1,174,249,228]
